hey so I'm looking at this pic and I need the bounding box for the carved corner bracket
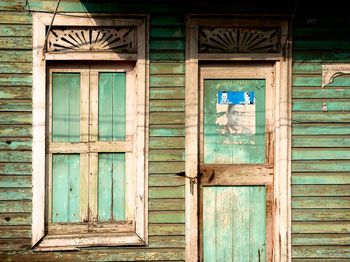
[322,64,350,88]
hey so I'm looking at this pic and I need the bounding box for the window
[32,14,147,250]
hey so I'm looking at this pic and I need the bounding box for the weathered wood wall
[0,0,349,261]
[292,15,350,261]
[0,0,33,253]
[0,0,186,260]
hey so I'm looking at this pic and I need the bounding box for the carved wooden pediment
[47,27,136,52]
[199,27,280,53]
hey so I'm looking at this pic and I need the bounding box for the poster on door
[216,91,256,136]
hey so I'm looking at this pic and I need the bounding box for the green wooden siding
[0,2,32,252]
[203,186,266,261]
[292,14,350,260]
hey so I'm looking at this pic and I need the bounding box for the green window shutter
[52,154,80,223]
[98,72,126,141]
[52,73,80,142]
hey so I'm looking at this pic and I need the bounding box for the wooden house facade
[0,0,349,261]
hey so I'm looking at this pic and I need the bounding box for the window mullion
[89,69,99,222]
[80,71,90,222]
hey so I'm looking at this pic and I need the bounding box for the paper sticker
[216,91,255,136]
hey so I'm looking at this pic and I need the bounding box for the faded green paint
[149,186,185,199]
[292,173,350,185]
[293,100,350,111]
[203,186,266,261]
[98,72,126,141]
[150,75,185,87]
[52,154,80,223]
[98,153,125,221]
[292,136,350,147]
[150,62,185,74]
[204,79,265,164]
[149,126,185,137]
[293,124,350,135]
[52,73,80,142]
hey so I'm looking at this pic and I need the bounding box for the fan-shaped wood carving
[199,28,280,53]
[47,27,136,52]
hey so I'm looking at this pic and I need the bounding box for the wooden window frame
[185,16,292,262]
[32,13,148,250]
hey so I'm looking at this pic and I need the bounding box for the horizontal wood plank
[150,87,184,99]
[293,124,350,135]
[0,151,32,162]
[292,136,350,147]
[149,211,185,223]
[292,209,350,221]
[292,222,350,233]
[0,140,31,150]
[149,162,184,174]
[292,233,350,245]
[0,213,31,226]
[150,137,184,149]
[149,199,185,211]
[149,223,185,236]
[0,176,31,188]
[149,149,184,161]
[0,126,32,137]
[149,174,185,187]
[0,200,31,212]
[150,62,185,74]
[292,161,350,172]
[292,185,350,196]
[292,197,350,209]
[0,188,31,200]
[0,163,31,175]
[149,186,185,199]
[0,86,31,99]
[292,246,350,258]
[292,173,350,185]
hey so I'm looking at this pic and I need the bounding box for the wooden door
[199,64,275,262]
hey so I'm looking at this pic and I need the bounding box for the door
[199,64,275,261]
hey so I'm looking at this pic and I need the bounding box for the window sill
[34,232,145,251]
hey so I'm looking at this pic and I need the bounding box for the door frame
[198,64,275,261]
[185,15,292,262]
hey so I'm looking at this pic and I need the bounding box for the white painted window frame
[185,16,292,262]
[32,13,148,250]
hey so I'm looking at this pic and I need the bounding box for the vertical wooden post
[185,17,199,262]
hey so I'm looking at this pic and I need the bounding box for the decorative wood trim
[198,53,281,60]
[45,52,137,61]
[37,233,144,251]
[47,27,136,53]
[199,27,280,53]
[322,64,350,88]
[185,15,291,262]
[32,13,148,249]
